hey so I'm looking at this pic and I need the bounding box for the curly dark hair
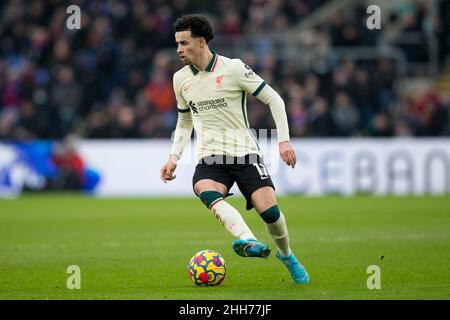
[173,14,214,43]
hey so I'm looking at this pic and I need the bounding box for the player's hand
[279,141,297,169]
[160,155,178,183]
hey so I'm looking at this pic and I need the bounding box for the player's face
[175,31,203,65]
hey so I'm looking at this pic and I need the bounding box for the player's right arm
[160,72,193,183]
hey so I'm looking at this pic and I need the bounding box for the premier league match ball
[188,250,226,286]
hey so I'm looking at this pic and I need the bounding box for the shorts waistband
[198,154,261,165]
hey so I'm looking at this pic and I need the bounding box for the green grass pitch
[1,194,449,300]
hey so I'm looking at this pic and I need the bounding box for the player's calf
[199,190,256,240]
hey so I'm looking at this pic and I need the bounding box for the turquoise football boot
[232,238,271,258]
[276,251,309,284]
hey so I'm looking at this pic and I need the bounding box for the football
[188,250,226,286]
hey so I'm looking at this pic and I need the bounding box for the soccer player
[160,14,309,284]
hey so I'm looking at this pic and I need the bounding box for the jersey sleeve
[173,73,189,113]
[170,72,193,159]
[233,59,267,96]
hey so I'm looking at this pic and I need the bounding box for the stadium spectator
[50,66,84,135]
[350,68,376,132]
[109,104,140,138]
[410,90,448,136]
[370,113,393,137]
[391,0,430,63]
[330,91,359,136]
[0,108,17,139]
[394,119,414,137]
[145,53,176,113]
[84,107,111,139]
[14,100,51,139]
[306,96,336,137]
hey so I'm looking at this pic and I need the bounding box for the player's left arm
[234,59,296,168]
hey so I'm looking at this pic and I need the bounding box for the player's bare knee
[194,179,227,197]
[251,186,277,213]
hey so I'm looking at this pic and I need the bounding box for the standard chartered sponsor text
[197,98,228,111]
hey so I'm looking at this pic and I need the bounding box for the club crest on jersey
[183,84,191,93]
[215,75,223,90]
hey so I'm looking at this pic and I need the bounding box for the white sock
[265,211,291,257]
[210,200,255,240]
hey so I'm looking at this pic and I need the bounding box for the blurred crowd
[0,0,449,141]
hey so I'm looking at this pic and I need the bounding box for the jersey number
[253,163,269,180]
